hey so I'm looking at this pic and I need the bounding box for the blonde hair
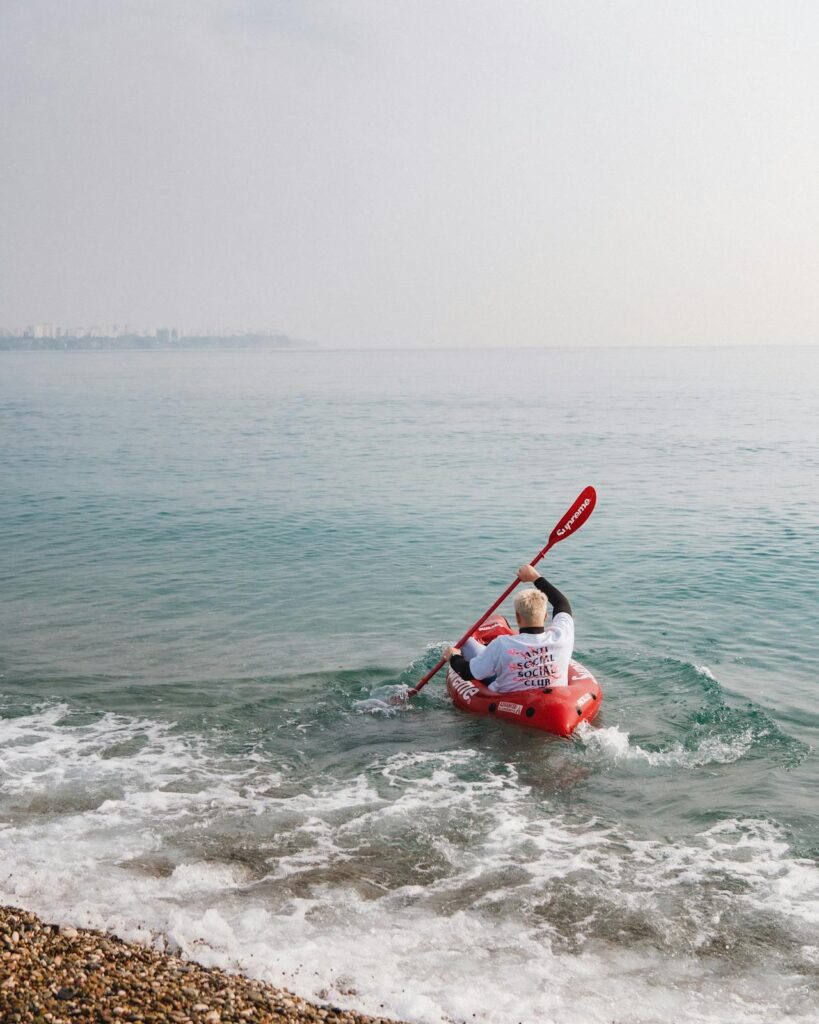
[514,587,547,626]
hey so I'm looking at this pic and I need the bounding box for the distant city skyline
[0,323,291,340]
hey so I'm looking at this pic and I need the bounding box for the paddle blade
[546,485,597,549]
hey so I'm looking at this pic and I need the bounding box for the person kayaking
[443,564,574,692]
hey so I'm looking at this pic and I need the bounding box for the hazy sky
[2,0,818,347]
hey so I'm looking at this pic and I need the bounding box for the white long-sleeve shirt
[467,614,575,692]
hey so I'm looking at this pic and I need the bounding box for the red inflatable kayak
[445,615,602,737]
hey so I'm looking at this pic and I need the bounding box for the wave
[568,655,808,771]
[577,719,756,768]
[1,699,818,1023]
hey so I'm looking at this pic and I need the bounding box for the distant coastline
[0,333,315,351]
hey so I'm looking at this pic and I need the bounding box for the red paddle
[402,485,597,700]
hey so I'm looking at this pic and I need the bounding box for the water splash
[576,721,755,769]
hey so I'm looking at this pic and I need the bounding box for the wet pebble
[0,905,406,1024]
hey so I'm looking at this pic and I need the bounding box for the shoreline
[0,905,407,1024]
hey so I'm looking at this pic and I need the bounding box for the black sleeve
[449,653,475,680]
[534,576,572,617]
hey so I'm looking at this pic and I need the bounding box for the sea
[0,346,817,1024]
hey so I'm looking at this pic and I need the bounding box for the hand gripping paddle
[401,485,597,700]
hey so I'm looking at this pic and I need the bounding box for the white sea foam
[576,721,755,768]
[1,702,818,1024]
[352,688,410,714]
[169,862,254,895]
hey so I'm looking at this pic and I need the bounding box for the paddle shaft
[407,545,554,696]
[406,485,596,698]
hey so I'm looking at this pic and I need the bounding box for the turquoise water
[1,347,817,1023]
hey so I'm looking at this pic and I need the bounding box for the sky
[1,0,818,348]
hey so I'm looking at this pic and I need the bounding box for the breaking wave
[1,699,818,1023]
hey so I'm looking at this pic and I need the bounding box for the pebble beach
[0,906,405,1024]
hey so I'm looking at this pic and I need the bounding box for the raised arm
[517,564,572,616]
